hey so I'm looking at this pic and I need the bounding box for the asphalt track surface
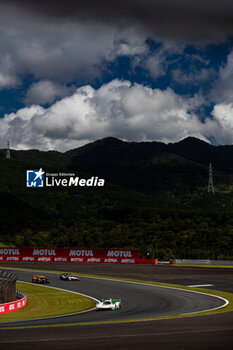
[0,268,227,328]
[0,264,233,349]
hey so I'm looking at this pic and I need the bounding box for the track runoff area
[0,268,229,328]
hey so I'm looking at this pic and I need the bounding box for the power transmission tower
[6,141,11,159]
[208,163,214,193]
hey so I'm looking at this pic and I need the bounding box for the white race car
[96,298,121,310]
[59,273,80,281]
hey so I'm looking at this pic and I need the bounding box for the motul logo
[54,258,67,262]
[33,249,56,256]
[37,257,51,261]
[0,248,20,255]
[69,249,93,257]
[107,250,132,258]
[121,259,135,263]
[22,257,35,261]
[104,258,118,263]
[87,258,100,262]
[70,258,84,262]
[6,257,19,261]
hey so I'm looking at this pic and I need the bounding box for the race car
[59,273,80,281]
[32,274,50,284]
[96,298,121,310]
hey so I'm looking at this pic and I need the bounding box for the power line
[208,163,214,193]
[6,141,11,159]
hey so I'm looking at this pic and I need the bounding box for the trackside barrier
[0,248,139,261]
[175,259,233,265]
[0,248,156,264]
[0,291,27,314]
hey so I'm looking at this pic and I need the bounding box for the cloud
[0,1,230,96]
[131,42,185,79]
[172,68,216,85]
[24,80,74,105]
[143,53,167,79]
[3,0,233,43]
[211,103,233,144]
[0,54,19,89]
[0,3,148,88]
[210,50,233,104]
[0,2,231,151]
[0,79,219,151]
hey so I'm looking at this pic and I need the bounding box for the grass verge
[0,281,96,323]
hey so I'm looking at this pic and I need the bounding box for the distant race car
[59,273,80,281]
[96,298,121,310]
[32,274,50,284]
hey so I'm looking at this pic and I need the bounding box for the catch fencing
[0,270,17,303]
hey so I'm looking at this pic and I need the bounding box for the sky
[0,0,233,151]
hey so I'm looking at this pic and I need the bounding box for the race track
[0,269,226,328]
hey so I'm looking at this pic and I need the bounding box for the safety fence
[0,271,17,303]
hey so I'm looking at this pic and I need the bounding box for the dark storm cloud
[2,0,233,42]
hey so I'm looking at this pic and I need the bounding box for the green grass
[0,281,96,323]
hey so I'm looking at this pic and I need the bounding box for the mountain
[1,136,233,194]
[0,137,233,259]
[168,137,233,172]
[65,137,233,195]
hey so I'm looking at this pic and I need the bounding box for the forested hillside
[0,137,233,259]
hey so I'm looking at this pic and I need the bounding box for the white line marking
[188,284,213,287]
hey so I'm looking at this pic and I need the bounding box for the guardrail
[175,259,233,265]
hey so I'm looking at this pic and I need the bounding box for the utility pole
[208,163,214,193]
[6,141,11,159]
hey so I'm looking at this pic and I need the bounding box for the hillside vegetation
[0,137,233,259]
